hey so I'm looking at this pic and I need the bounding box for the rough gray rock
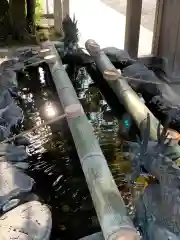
[0,161,34,208]
[0,144,28,162]
[132,115,180,238]
[15,136,31,146]
[0,90,13,109]
[2,198,20,213]
[103,47,130,62]
[79,232,104,240]
[0,90,23,140]
[0,201,52,240]
[122,62,160,95]
[13,162,29,170]
[2,102,23,126]
[0,70,17,91]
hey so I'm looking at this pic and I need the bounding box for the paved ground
[42,0,157,31]
[70,0,153,55]
[101,0,157,31]
[42,0,154,55]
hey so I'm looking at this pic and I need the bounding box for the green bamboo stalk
[40,41,139,240]
[85,39,180,160]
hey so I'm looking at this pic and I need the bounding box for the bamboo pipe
[39,40,139,240]
[79,232,104,240]
[85,39,180,160]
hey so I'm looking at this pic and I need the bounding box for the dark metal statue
[62,14,79,54]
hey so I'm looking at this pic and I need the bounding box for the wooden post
[54,0,63,35]
[46,0,49,14]
[152,0,180,79]
[124,0,142,58]
[63,0,70,18]
[151,0,164,56]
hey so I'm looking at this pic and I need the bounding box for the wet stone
[62,204,70,213]
[0,201,52,240]
[24,193,40,202]
[0,144,28,162]
[2,102,23,127]
[0,161,34,208]
[14,136,31,146]
[103,47,130,62]
[0,70,17,90]
[13,162,29,170]
[0,89,24,141]
[2,198,20,213]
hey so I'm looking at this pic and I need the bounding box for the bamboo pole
[39,41,139,240]
[151,0,164,56]
[63,0,70,18]
[85,39,180,159]
[54,0,63,34]
[79,232,104,240]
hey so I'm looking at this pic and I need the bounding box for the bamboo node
[40,49,50,53]
[65,104,84,118]
[110,229,140,240]
[85,39,100,55]
[103,69,120,81]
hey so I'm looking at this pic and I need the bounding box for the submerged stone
[0,90,13,109]
[24,193,40,202]
[14,136,31,146]
[0,161,34,207]
[14,162,29,170]
[2,102,23,127]
[147,223,180,240]
[0,201,52,240]
[0,70,17,90]
[0,144,28,162]
[2,198,20,213]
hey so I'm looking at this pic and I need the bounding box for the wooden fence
[125,0,180,80]
[51,0,180,79]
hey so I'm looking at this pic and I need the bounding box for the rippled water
[16,64,137,239]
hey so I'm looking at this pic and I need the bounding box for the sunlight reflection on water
[16,64,142,239]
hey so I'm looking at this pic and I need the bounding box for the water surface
[17,64,136,239]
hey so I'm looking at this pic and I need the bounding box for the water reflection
[16,64,137,239]
[43,102,58,119]
[73,68,136,215]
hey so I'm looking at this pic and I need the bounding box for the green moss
[35,0,43,24]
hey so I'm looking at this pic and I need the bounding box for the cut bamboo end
[111,230,140,240]
[39,49,50,53]
[103,69,120,81]
[85,39,100,55]
[166,128,180,144]
[44,54,56,60]
[65,104,84,119]
[38,49,50,58]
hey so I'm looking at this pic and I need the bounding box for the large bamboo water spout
[39,41,139,240]
[85,39,180,159]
